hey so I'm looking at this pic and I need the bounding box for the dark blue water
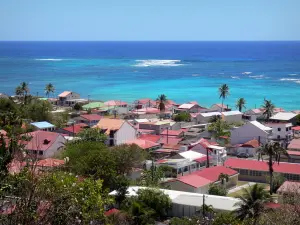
[1,41,300,110]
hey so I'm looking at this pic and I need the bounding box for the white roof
[200,112,222,117]
[250,121,272,131]
[134,119,150,123]
[179,150,206,161]
[178,103,196,109]
[222,111,243,116]
[208,145,225,150]
[270,112,297,121]
[109,186,240,211]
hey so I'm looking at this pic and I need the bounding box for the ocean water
[0,41,300,110]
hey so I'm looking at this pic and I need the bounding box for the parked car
[237,152,249,158]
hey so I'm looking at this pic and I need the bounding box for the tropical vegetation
[218,84,229,112]
[44,83,55,98]
[236,97,246,112]
[261,99,275,121]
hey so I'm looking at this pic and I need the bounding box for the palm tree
[156,94,167,120]
[20,82,29,96]
[45,83,55,98]
[261,99,275,121]
[218,173,229,187]
[257,142,288,195]
[218,84,229,112]
[15,86,23,97]
[236,98,246,112]
[235,184,271,224]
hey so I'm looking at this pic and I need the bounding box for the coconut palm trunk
[268,154,274,195]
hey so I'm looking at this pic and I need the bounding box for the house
[104,100,127,107]
[139,134,161,143]
[161,129,184,138]
[94,118,136,146]
[57,91,81,106]
[288,139,300,151]
[234,139,260,157]
[109,186,241,217]
[265,122,293,144]
[0,93,9,99]
[190,138,227,166]
[134,98,156,109]
[244,108,264,121]
[57,123,88,136]
[225,158,300,182]
[30,121,55,131]
[210,104,231,112]
[222,111,243,123]
[281,151,300,163]
[138,121,170,135]
[82,102,104,110]
[125,139,160,151]
[277,181,300,203]
[22,131,66,159]
[230,121,272,145]
[74,114,102,127]
[197,112,222,124]
[166,166,239,194]
[269,112,298,125]
[177,103,203,113]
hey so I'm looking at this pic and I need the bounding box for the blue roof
[30,121,55,129]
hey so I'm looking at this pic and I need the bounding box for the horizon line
[1,40,300,42]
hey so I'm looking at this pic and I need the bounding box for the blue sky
[0,0,299,41]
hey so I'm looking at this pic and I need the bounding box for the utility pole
[202,194,205,218]
[167,127,169,144]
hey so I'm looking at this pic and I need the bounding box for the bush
[208,184,227,196]
[173,112,191,122]
[73,103,82,111]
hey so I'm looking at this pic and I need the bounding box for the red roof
[176,174,212,188]
[126,139,160,150]
[288,139,300,150]
[139,134,161,143]
[136,98,156,105]
[195,156,212,163]
[225,158,300,175]
[292,126,300,131]
[36,158,65,167]
[62,123,88,134]
[80,114,102,121]
[159,136,182,145]
[161,129,183,136]
[214,103,229,109]
[241,139,260,148]
[287,150,300,156]
[104,100,127,106]
[104,208,120,216]
[192,166,238,182]
[22,131,63,151]
[277,181,300,194]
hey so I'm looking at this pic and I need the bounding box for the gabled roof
[161,129,183,136]
[136,98,156,105]
[225,158,300,175]
[62,123,88,134]
[82,102,104,110]
[200,112,222,117]
[22,131,64,151]
[126,139,160,150]
[288,139,300,150]
[139,134,161,143]
[270,112,297,121]
[80,114,102,121]
[179,150,206,161]
[277,181,300,194]
[104,100,127,106]
[249,121,272,131]
[287,150,300,156]
[192,166,238,182]
[222,111,243,116]
[178,103,196,109]
[159,136,182,145]
[31,121,55,129]
[176,174,212,188]
[241,139,260,148]
[94,118,126,134]
[292,126,300,131]
[58,91,71,97]
[212,104,229,109]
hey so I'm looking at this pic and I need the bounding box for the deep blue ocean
[1,41,300,110]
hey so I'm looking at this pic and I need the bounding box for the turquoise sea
[0,41,300,110]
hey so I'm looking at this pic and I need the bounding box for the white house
[234,139,260,157]
[94,118,136,146]
[30,121,55,131]
[22,131,66,159]
[222,111,243,123]
[210,104,231,112]
[269,112,298,125]
[58,91,81,106]
[244,108,264,121]
[265,122,293,143]
[177,103,202,113]
[134,98,156,109]
[190,138,227,166]
[197,112,222,124]
[230,121,272,145]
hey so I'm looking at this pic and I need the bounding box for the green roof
[39,97,48,101]
[99,105,116,111]
[82,102,104,110]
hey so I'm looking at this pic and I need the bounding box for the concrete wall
[237,146,257,157]
[168,181,197,193]
[44,135,66,159]
[224,114,242,123]
[115,121,137,145]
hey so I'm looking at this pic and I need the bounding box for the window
[286,128,288,132]
[239,169,248,175]
[289,127,292,130]
[39,151,43,155]
[278,128,281,131]
[277,135,280,139]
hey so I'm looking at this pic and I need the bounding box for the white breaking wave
[242,72,252,75]
[231,76,240,79]
[288,74,298,76]
[280,78,300,81]
[134,59,183,67]
[35,58,65,61]
[192,74,200,76]
[295,81,300,84]
[249,75,264,78]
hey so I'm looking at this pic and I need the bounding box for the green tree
[208,184,228,196]
[218,84,229,112]
[139,165,172,187]
[77,128,107,142]
[15,85,23,96]
[266,173,286,194]
[44,83,55,98]
[261,99,275,121]
[236,97,246,112]
[208,118,231,140]
[213,212,243,225]
[218,173,229,189]
[235,184,271,224]
[174,112,191,122]
[257,142,288,195]
[73,102,82,111]
[22,99,53,122]
[156,94,167,119]
[295,114,300,126]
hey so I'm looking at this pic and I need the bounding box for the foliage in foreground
[208,184,228,196]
